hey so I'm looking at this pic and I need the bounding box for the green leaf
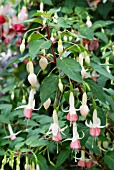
[42,0,53,5]
[92,20,114,31]
[57,58,82,83]
[29,40,52,59]
[28,33,44,42]
[103,151,114,170]
[85,136,101,155]
[30,140,50,147]
[40,74,58,103]
[91,60,114,81]
[56,149,71,167]
[95,32,108,43]
[78,27,94,40]
[84,78,106,103]
[0,115,10,124]
[37,155,49,170]
[15,142,25,149]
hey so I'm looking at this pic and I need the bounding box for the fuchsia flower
[18,6,28,22]
[3,124,21,140]
[0,15,6,24]
[46,110,62,142]
[64,122,84,150]
[13,24,25,32]
[85,109,105,137]
[46,110,67,142]
[63,92,79,123]
[70,122,83,149]
[15,89,41,119]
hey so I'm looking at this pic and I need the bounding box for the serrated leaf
[78,27,94,40]
[104,151,114,170]
[91,60,114,81]
[92,20,114,30]
[0,115,10,124]
[95,32,108,43]
[15,142,25,149]
[30,140,50,147]
[56,149,71,167]
[28,33,44,42]
[40,74,58,103]
[29,40,52,59]
[57,58,82,83]
[37,155,49,170]
[85,136,101,155]
[84,78,106,103]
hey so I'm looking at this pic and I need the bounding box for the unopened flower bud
[36,164,40,170]
[80,105,89,118]
[28,73,37,87]
[20,39,25,54]
[86,16,92,28]
[43,98,51,110]
[102,141,109,149]
[58,39,63,57]
[58,78,63,92]
[63,35,67,42]
[11,92,14,100]
[39,56,48,70]
[85,55,90,64]
[26,61,34,73]
[40,2,44,12]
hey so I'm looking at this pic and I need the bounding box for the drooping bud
[39,56,48,70]
[85,54,90,65]
[58,78,63,92]
[43,98,51,110]
[26,61,34,74]
[86,16,92,28]
[36,164,40,170]
[28,73,37,87]
[40,2,44,12]
[58,39,63,57]
[20,39,25,54]
[63,35,67,42]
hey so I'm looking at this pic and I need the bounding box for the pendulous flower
[85,109,105,137]
[3,124,21,140]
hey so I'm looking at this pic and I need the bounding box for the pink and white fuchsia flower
[80,92,89,118]
[15,89,41,119]
[64,122,84,150]
[4,124,21,140]
[63,92,80,124]
[46,110,62,142]
[46,110,67,142]
[85,109,105,137]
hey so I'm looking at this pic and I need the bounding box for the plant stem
[45,25,56,63]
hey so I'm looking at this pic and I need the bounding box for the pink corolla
[63,92,79,124]
[4,124,21,140]
[85,109,105,137]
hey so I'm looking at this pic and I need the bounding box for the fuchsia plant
[0,1,114,170]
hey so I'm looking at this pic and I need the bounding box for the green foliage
[0,0,114,169]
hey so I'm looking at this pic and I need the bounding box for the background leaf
[57,58,82,83]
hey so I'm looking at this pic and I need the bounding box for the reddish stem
[45,25,56,63]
